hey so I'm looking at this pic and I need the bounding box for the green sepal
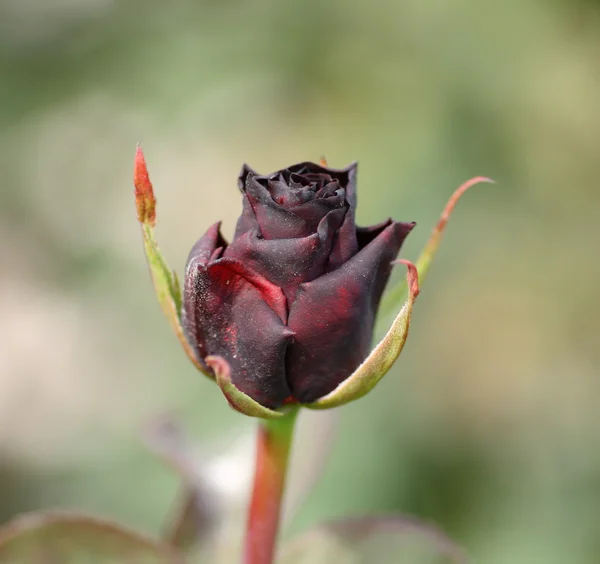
[0,511,180,563]
[207,355,287,419]
[381,176,494,316]
[134,146,211,379]
[305,260,419,410]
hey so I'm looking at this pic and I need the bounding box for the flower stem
[244,407,299,564]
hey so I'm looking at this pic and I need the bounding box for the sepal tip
[207,356,284,419]
[134,145,156,226]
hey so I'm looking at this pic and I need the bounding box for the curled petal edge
[305,260,419,410]
[207,355,285,420]
[134,146,211,378]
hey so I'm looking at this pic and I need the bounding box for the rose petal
[266,176,317,206]
[182,258,293,408]
[233,196,260,239]
[237,164,257,189]
[286,221,414,403]
[286,162,358,210]
[184,222,227,268]
[327,212,358,270]
[356,220,415,251]
[224,208,346,302]
[306,260,420,410]
[287,196,347,233]
[244,175,312,239]
[339,161,357,210]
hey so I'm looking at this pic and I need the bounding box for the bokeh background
[1,0,599,562]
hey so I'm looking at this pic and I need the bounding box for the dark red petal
[214,258,288,323]
[327,210,358,270]
[185,222,227,268]
[287,197,347,233]
[341,161,357,210]
[182,258,293,408]
[233,195,260,239]
[237,163,258,192]
[316,163,359,270]
[286,220,415,403]
[286,161,358,209]
[234,165,263,238]
[181,223,228,373]
[224,208,346,302]
[244,175,311,239]
[356,219,415,251]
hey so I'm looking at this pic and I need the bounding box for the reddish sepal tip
[134,145,156,226]
[392,259,420,298]
[439,176,495,227]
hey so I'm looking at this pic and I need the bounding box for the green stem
[243,407,299,564]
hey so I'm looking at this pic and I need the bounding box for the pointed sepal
[134,146,211,378]
[305,260,419,409]
[206,356,285,419]
[415,175,494,281]
[381,176,494,313]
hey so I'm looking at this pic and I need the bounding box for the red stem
[244,408,298,564]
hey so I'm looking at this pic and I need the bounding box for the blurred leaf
[280,514,469,564]
[0,511,181,563]
[143,417,217,554]
[163,488,211,554]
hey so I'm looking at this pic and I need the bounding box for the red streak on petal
[210,259,288,324]
[134,145,156,226]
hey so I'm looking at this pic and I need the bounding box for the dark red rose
[182,162,415,408]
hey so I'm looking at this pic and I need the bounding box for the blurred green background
[1,0,599,562]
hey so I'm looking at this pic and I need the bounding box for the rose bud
[181,162,415,410]
[134,148,490,418]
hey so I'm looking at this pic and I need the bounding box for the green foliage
[280,515,468,564]
[0,513,178,564]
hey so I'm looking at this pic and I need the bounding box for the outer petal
[306,260,420,409]
[233,195,260,239]
[180,222,228,374]
[224,208,346,302]
[184,221,227,268]
[286,221,415,403]
[233,165,262,238]
[183,255,293,408]
[237,163,258,192]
